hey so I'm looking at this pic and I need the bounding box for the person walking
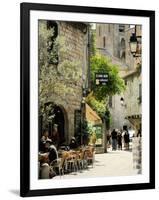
[117,130,122,150]
[111,129,117,151]
[123,128,130,150]
[107,131,111,149]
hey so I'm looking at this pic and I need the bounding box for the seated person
[44,140,52,152]
[69,137,78,149]
[39,130,52,152]
[48,144,58,163]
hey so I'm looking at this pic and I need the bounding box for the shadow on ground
[9,189,19,196]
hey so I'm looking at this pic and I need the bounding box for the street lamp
[129,33,138,56]
[129,26,141,57]
[120,97,127,107]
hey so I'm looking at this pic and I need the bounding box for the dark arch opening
[121,38,125,48]
[39,103,67,147]
[120,38,126,61]
[52,105,65,145]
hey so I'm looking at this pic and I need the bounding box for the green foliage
[90,28,96,56]
[86,92,106,118]
[86,92,111,129]
[40,103,55,129]
[38,21,54,67]
[104,109,111,130]
[82,119,89,136]
[87,54,125,128]
[81,119,90,145]
[90,54,126,101]
[90,132,97,145]
[38,20,82,113]
[87,122,94,135]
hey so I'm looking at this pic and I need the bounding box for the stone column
[132,137,142,174]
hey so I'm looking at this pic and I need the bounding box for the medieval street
[38,21,142,180]
[53,149,137,180]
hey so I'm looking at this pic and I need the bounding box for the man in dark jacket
[111,129,117,150]
[124,129,130,150]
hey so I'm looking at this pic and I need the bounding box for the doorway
[52,105,65,144]
[39,103,67,145]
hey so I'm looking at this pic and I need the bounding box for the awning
[125,114,142,119]
[86,103,102,124]
[125,114,142,128]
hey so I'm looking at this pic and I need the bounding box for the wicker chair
[66,151,78,173]
[50,157,65,177]
[85,147,95,168]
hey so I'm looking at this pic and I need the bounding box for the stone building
[96,24,142,134]
[39,20,89,145]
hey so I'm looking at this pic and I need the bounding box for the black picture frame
[20,2,155,197]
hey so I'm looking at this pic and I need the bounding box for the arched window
[120,38,126,61]
[121,38,126,50]
[121,51,125,61]
[98,25,101,36]
[103,36,106,48]
[119,25,125,32]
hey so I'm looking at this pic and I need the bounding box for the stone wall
[40,21,88,143]
[125,25,141,70]
[96,23,142,131]
[132,137,142,174]
[124,74,142,117]
[109,94,130,130]
[96,24,129,63]
[109,72,141,131]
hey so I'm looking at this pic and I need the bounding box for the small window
[98,26,101,36]
[137,83,142,104]
[108,24,111,33]
[120,38,126,61]
[121,38,126,50]
[139,84,142,97]
[119,25,125,32]
[121,51,125,61]
[138,83,142,103]
[103,36,106,48]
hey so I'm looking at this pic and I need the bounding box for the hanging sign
[95,73,109,86]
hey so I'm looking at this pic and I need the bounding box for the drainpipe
[87,24,91,90]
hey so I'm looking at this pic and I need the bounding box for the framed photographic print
[20,2,155,197]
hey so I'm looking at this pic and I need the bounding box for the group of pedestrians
[107,128,130,151]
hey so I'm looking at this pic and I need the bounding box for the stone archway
[40,102,69,145]
[52,105,68,145]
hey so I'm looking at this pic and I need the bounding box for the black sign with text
[95,73,109,86]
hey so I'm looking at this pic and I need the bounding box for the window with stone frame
[108,24,111,33]
[47,21,58,65]
[119,24,125,32]
[103,36,106,48]
[138,83,142,103]
[120,38,126,61]
[98,25,101,36]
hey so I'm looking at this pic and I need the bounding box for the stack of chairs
[39,145,96,178]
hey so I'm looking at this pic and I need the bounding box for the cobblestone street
[53,149,137,180]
